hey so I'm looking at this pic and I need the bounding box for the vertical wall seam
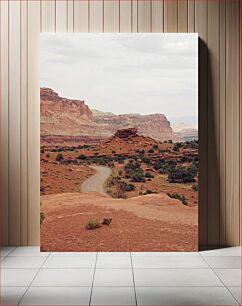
[26,0,29,246]
[7,0,9,245]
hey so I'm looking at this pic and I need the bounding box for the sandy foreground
[41,192,198,252]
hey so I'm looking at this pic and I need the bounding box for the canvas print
[40,33,198,252]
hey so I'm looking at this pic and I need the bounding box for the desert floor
[40,192,198,252]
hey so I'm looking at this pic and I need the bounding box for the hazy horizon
[41,33,198,127]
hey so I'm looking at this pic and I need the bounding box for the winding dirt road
[81,165,112,196]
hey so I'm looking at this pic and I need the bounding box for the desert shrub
[158,167,167,174]
[167,192,188,205]
[168,139,173,144]
[85,220,101,230]
[148,149,154,154]
[40,212,45,225]
[153,144,159,150]
[118,170,123,176]
[136,149,145,155]
[102,218,112,225]
[112,150,116,154]
[192,183,198,191]
[144,190,157,195]
[78,154,87,160]
[145,172,154,178]
[94,152,99,156]
[56,153,64,162]
[40,185,45,192]
[46,153,50,158]
[141,157,152,165]
[168,166,196,183]
[173,143,181,152]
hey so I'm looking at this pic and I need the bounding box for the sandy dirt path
[81,165,112,195]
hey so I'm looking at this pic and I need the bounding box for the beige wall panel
[188,0,195,33]
[104,0,119,32]
[28,1,40,245]
[20,0,28,245]
[56,0,67,32]
[164,0,178,32]
[67,0,74,32]
[195,0,208,247]
[0,0,9,245]
[131,0,138,32]
[138,0,151,32]
[225,0,240,246]
[219,0,226,246]
[74,0,89,32]
[120,0,132,32]
[207,0,220,246]
[41,0,56,32]
[178,0,188,32]
[151,0,164,33]
[90,0,103,32]
[9,0,21,246]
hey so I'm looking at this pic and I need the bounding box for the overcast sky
[40,33,198,126]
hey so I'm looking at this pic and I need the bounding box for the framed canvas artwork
[40,33,198,252]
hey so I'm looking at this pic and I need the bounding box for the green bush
[167,192,188,205]
[78,154,87,160]
[153,144,159,150]
[145,172,154,178]
[168,166,196,183]
[56,153,64,162]
[85,220,101,230]
[144,190,157,195]
[40,212,45,225]
[148,149,154,154]
[192,183,198,191]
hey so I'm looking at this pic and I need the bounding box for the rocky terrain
[40,88,177,146]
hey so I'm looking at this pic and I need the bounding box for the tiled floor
[0,246,241,305]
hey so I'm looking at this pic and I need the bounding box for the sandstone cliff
[40,88,177,146]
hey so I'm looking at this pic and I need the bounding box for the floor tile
[96,256,132,269]
[42,255,96,268]
[94,269,134,287]
[132,256,209,269]
[0,287,27,305]
[31,268,94,286]
[136,287,238,305]
[1,256,46,269]
[0,247,16,257]
[228,287,241,304]
[1,269,38,286]
[91,287,136,305]
[134,269,223,287]
[132,252,199,257]
[200,247,241,257]
[9,247,49,257]
[51,252,97,257]
[98,252,131,257]
[203,256,241,269]
[19,286,91,305]
[214,269,241,286]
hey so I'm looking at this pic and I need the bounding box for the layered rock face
[93,112,176,141]
[40,88,177,146]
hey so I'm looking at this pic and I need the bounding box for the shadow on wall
[198,38,221,250]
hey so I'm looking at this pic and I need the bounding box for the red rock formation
[40,88,177,146]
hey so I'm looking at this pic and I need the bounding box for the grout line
[89,251,98,306]
[130,252,138,306]
[226,286,241,305]
[17,252,51,306]
[199,253,240,305]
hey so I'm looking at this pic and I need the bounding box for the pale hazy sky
[40,33,198,125]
